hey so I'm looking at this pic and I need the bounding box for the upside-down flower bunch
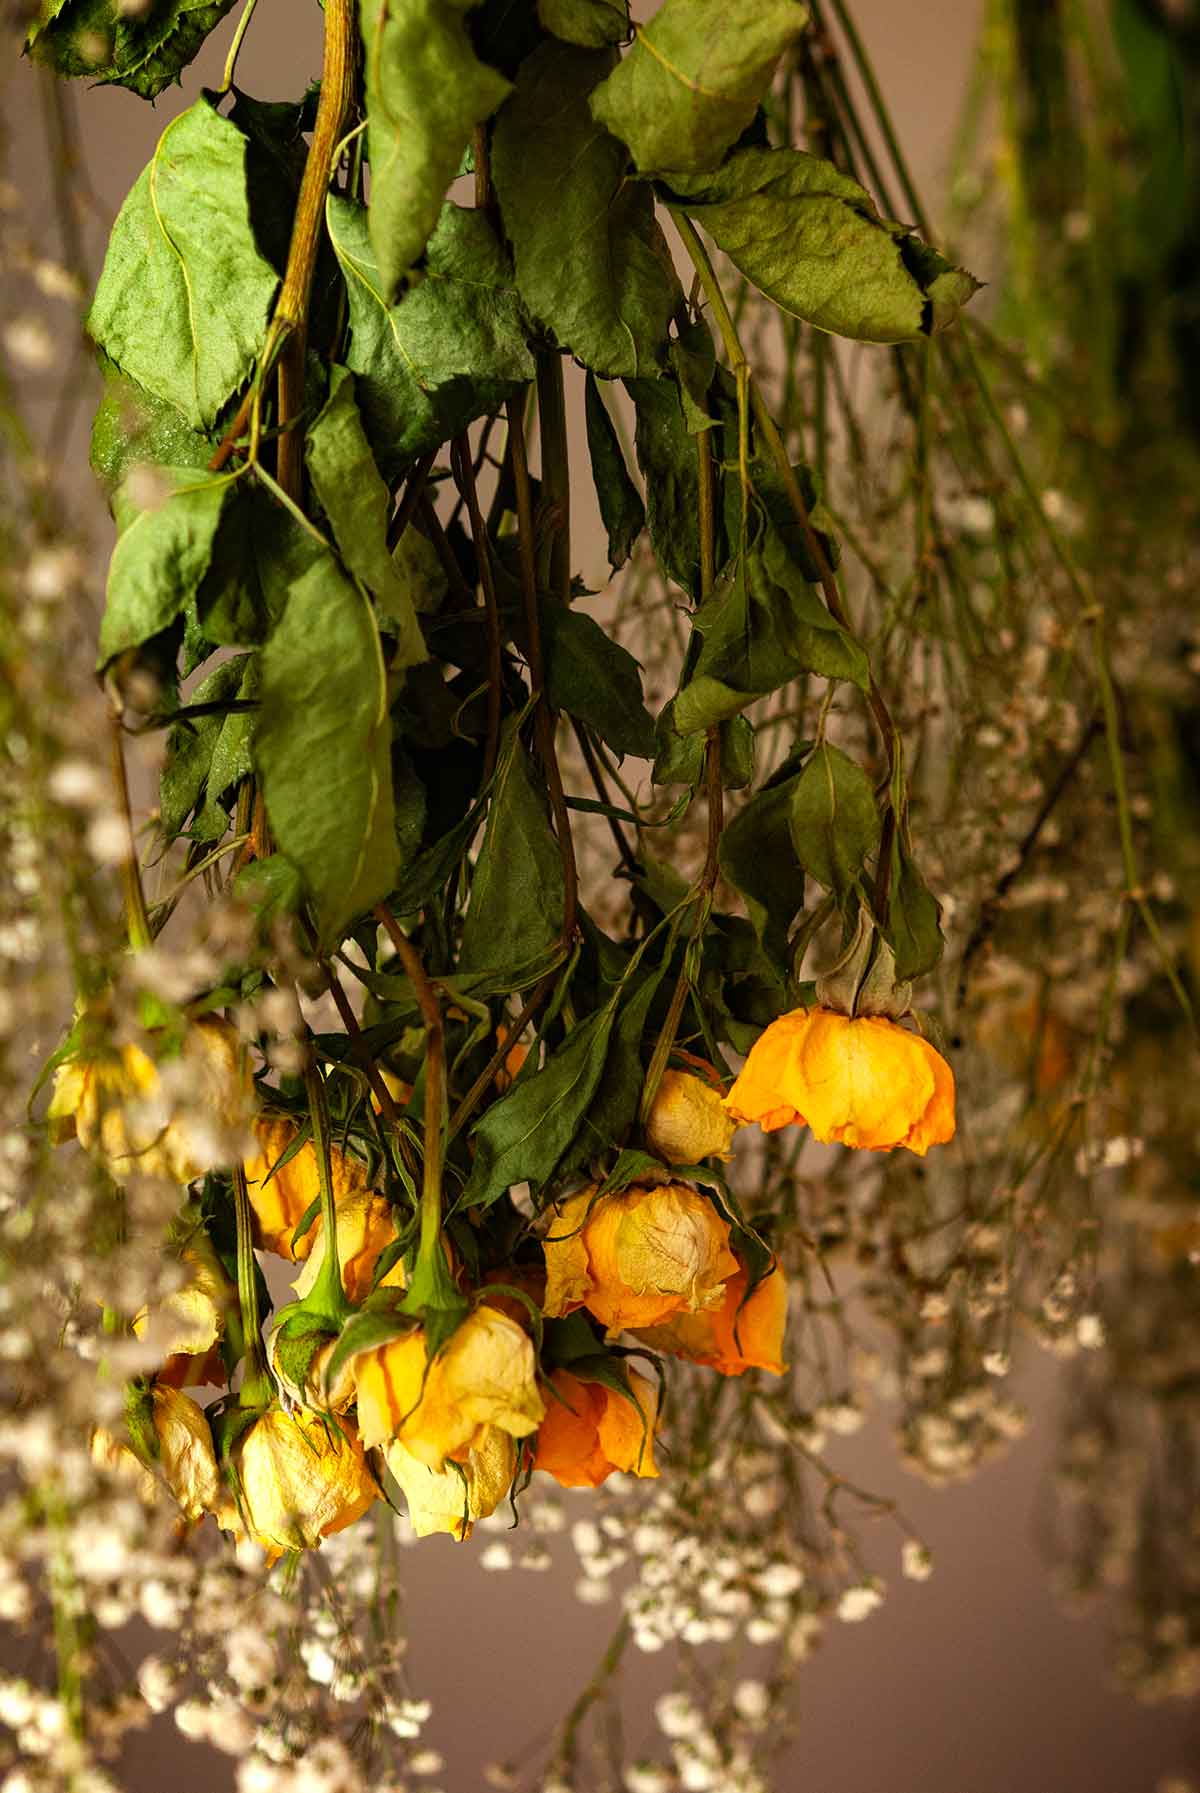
[5,0,1198,1786]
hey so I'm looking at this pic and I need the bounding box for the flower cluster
[47,998,956,1557]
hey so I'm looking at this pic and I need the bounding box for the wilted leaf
[27,0,237,99]
[87,98,279,428]
[459,733,565,977]
[667,147,979,343]
[584,374,646,570]
[305,365,427,671]
[718,774,806,972]
[160,655,250,841]
[538,0,627,45]
[560,967,664,1173]
[491,41,680,377]
[885,828,944,980]
[788,742,879,906]
[626,372,701,595]
[100,466,235,666]
[255,527,397,948]
[327,196,534,484]
[462,1004,616,1210]
[359,0,511,303]
[590,0,806,175]
[542,602,655,758]
[90,356,215,498]
[671,544,865,734]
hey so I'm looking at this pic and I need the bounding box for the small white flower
[901,1541,933,1582]
[983,1350,1010,1378]
[480,1542,513,1572]
[837,1581,884,1623]
[656,1691,699,1739]
[733,1679,769,1725]
[1076,1314,1105,1350]
[752,1561,803,1600]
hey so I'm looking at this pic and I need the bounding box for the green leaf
[233,854,305,926]
[87,98,279,429]
[391,524,449,618]
[255,527,398,949]
[671,543,865,734]
[389,801,483,914]
[718,773,806,973]
[788,741,879,906]
[459,731,565,977]
[542,602,655,758]
[491,41,681,377]
[669,316,717,433]
[359,0,512,304]
[652,704,753,790]
[90,356,216,499]
[538,0,627,45]
[27,0,237,99]
[590,0,806,176]
[462,1004,616,1211]
[100,466,235,666]
[626,372,701,595]
[327,195,534,484]
[305,365,427,672]
[667,147,979,343]
[584,373,646,570]
[884,827,944,981]
[560,966,665,1173]
[193,480,307,649]
[160,653,256,842]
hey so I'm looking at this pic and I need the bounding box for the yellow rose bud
[92,1385,222,1522]
[354,1306,544,1468]
[542,1182,739,1337]
[644,1068,737,1164]
[633,1264,789,1377]
[385,1427,516,1540]
[290,1190,406,1306]
[132,1246,234,1387]
[215,1407,377,1559]
[242,1117,371,1260]
[532,1367,659,1489]
[724,1006,955,1155]
[55,1017,252,1185]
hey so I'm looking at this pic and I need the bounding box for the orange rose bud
[533,1367,659,1488]
[634,1264,789,1376]
[242,1117,372,1260]
[725,1007,955,1155]
[542,1182,739,1337]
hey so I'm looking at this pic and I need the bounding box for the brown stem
[417,494,476,608]
[572,720,640,875]
[299,915,407,1133]
[274,0,355,499]
[387,451,437,552]
[451,434,503,785]
[446,966,560,1143]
